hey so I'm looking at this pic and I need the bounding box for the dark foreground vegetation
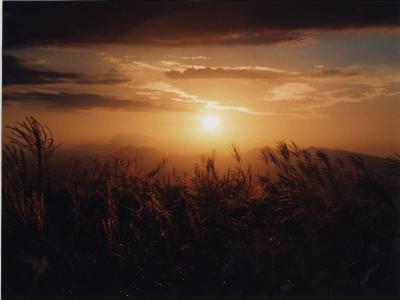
[3,117,400,300]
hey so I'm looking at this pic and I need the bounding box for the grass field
[3,117,400,300]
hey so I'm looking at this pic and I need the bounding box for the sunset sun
[202,115,219,130]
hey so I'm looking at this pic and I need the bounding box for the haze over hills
[54,133,387,175]
[58,133,159,157]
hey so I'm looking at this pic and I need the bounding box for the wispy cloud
[142,82,217,105]
[264,83,315,102]
[309,66,364,78]
[142,82,283,116]
[179,56,211,60]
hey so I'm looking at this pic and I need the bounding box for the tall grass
[2,117,399,300]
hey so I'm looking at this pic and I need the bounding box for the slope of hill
[53,142,387,178]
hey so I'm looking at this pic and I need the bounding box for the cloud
[165,66,298,79]
[74,69,130,85]
[310,66,363,78]
[3,90,200,112]
[4,2,399,48]
[179,56,211,60]
[165,65,366,80]
[265,83,316,102]
[3,55,82,85]
[3,55,130,85]
[260,79,397,119]
[143,82,217,105]
[142,81,269,116]
[165,64,365,79]
[205,102,266,115]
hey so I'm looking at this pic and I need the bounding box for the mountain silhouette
[54,139,387,176]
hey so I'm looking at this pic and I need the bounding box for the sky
[3,2,400,155]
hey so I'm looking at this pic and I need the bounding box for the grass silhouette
[2,117,399,300]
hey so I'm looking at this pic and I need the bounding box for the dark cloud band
[165,66,363,80]
[3,90,200,112]
[4,2,400,48]
[3,55,81,85]
[3,55,130,86]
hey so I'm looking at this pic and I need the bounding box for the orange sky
[3,2,400,156]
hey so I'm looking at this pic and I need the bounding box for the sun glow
[202,115,219,130]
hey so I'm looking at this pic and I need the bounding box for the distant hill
[240,146,385,174]
[54,138,387,176]
[114,145,164,170]
[307,147,385,173]
[58,133,157,158]
[109,133,155,147]
[58,143,116,157]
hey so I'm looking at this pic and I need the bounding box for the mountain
[237,146,386,175]
[54,137,387,176]
[58,133,157,158]
[307,147,385,173]
[114,145,164,170]
[58,143,116,157]
[109,133,155,147]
